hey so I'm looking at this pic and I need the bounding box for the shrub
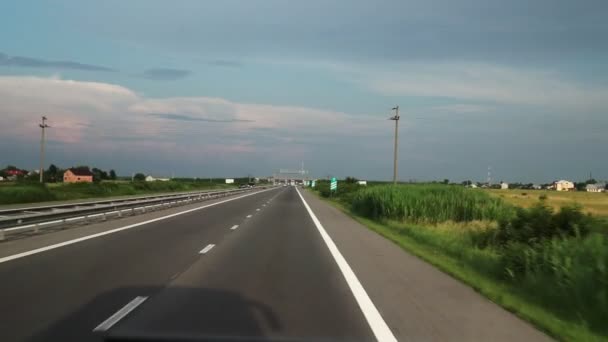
[495,203,592,247]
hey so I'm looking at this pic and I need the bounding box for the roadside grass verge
[0,181,236,205]
[310,189,607,342]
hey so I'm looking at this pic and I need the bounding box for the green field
[311,182,608,341]
[0,180,237,205]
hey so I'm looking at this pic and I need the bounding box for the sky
[1,0,607,182]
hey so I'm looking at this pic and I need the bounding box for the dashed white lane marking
[256,208,260,211]
[0,188,278,264]
[262,204,266,207]
[295,187,397,342]
[93,296,148,332]
[246,214,252,218]
[199,244,215,254]
[230,225,239,230]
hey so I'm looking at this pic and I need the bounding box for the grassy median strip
[0,181,236,205]
[309,184,607,342]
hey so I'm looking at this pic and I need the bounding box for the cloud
[147,113,253,123]
[208,60,242,68]
[0,75,380,160]
[0,52,114,72]
[311,61,608,111]
[140,68,191,80]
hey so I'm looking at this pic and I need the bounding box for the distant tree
[462,180,472,186]
[345,176,358,184]
[109,169,117,180]
[443,179,449,185]
[91,168,103,183]
[585,178,597,185]
[133,173,146,182]
[46,164,59,182]
[575,182,587,191]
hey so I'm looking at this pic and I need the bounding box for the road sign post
[330,177,337,196]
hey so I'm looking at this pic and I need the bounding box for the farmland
[486,188,608,217]
[310,182,608,341]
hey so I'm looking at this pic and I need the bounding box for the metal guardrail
[0,189,230,216]
[0,186,272,240]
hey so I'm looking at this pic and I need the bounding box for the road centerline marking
[230,225,239,230]
[256,208,260,211]
[295,187,397,342]
[199,244,215,254]
[0,187,277,264]
[93,296,148,332]
[246,214,252,218]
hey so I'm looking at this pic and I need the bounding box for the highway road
[0,186,551,341]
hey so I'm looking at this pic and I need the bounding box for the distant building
[554,180,575,191]
[500,182,509,190]
[586,183,606,193]
[357,180,367,186]
[532,184,542,190]
[225,179,235,184]
[5,169,25,177]
[145,175,170,182]
[470,183,478,189]
[0,176,4,181]
[63,168,93,183]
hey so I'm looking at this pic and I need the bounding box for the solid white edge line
[199,244,215,254]
[4,224,36,232]
[93,296,148,332]
[295,187,397,342]
[0,188,276,264]
[66,216,86,222]
[230,225,239,230]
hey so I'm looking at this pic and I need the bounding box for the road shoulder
[300,189,551,342]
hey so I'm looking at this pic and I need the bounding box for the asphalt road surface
[0,186,551,342]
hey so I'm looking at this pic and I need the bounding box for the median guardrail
[0,186,272,240]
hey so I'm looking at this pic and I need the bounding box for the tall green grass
[0,181,235,205]
[0,184,55,204]
[351,184,514,223]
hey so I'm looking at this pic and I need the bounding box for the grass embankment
[0,181,235,205]
[312,182,607,341]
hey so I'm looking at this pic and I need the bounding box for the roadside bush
[501,234,608,332]
[495,203,592,246]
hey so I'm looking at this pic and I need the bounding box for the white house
[357,180,367,186]
[500,182,509,190]
[554,180,575,191]
[586,183,606,193]
[0,176,4,181]
[145,175,170,182]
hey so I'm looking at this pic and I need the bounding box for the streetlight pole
[39,116,50,183]
[389,106,400,185]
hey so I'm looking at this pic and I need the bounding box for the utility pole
[389,106,400,185]
[39,116,50,183]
